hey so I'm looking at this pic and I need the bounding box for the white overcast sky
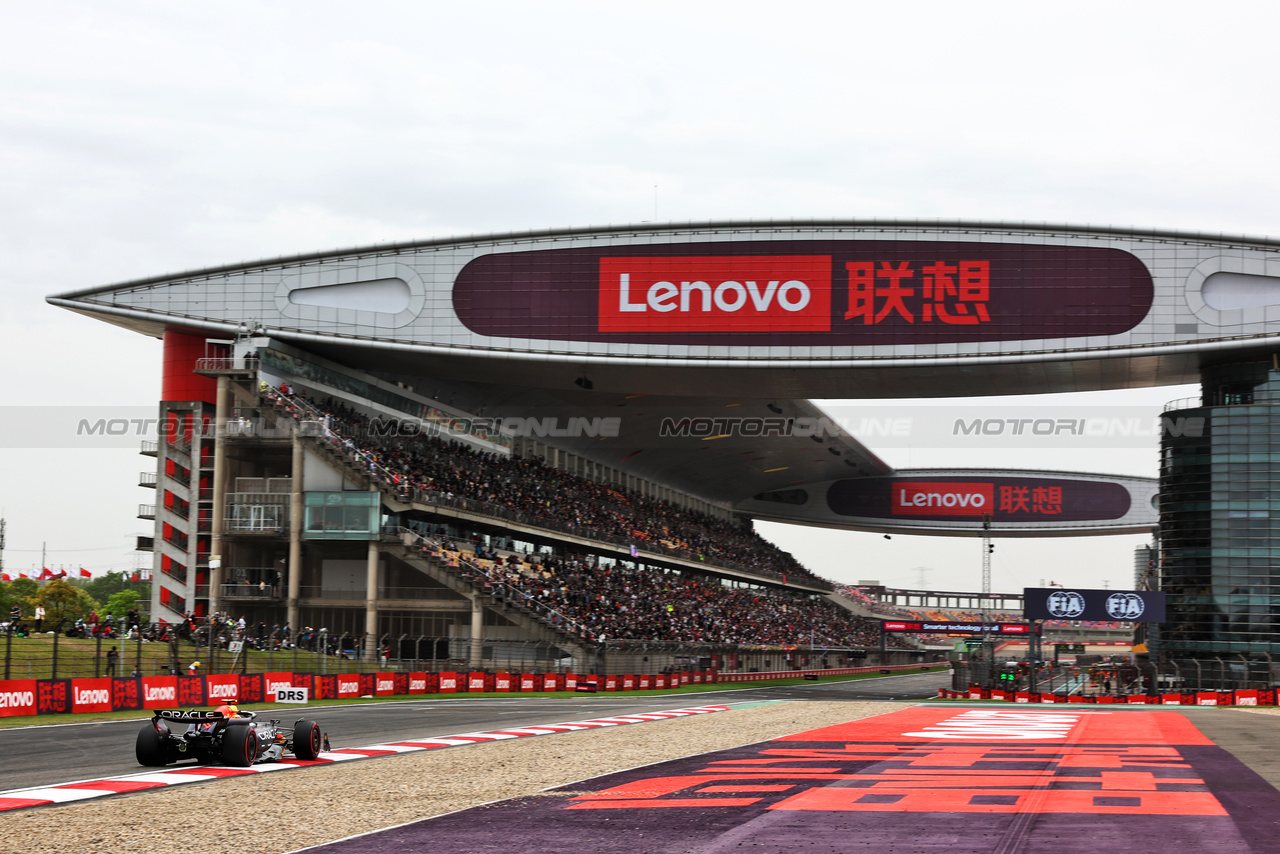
[4,1,1278,594]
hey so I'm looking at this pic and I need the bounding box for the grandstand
[125,351,924,675]
[64,219,1280,667]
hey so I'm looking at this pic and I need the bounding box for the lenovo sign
[453,240,1153,346]
[893,482,992,516]
[828,475,1131,523]
[597,256,831,333]
[72,678,113,713]
[0,679,38,717]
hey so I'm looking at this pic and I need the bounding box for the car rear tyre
[221,724,258,767]
[136,722,173,767]
[292,719,322,760]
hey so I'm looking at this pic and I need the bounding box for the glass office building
[1161,358,1280,655]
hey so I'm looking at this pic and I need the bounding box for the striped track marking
[292,707,1280,854]
[0,705,729,812]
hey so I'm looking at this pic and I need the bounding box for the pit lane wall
[937,687,1280,706]
[0,664,934,718]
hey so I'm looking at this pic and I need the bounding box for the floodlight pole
[981,514,992,597]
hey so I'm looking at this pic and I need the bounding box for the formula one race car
[136,704,325,768]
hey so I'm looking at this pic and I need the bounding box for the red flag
[1,573,10,582]
[131,572,140,582]
[38,567,52,580]
[57,569,68,578]
[18,572,27,579]
[79,568,92,578]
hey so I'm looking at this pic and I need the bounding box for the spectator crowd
[414,536,913,650]
[258,384,907,650]
[268,387,828,587]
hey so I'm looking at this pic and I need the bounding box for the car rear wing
[153,709,226,723]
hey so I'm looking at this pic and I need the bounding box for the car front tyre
[291,719,323,760]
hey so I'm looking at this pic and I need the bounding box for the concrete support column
[208,376,230,616]
[287,437,303,631]
[469,596,484,670]
[365,540,379,664]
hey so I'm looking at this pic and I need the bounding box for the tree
[79,570,147,604]
[79,568,148,606]
[5,578,39,616]
[35,578,89,625]
[35,581,97,626]
[105,590,140,621]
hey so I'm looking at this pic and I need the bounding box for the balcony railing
[194,356,261,374]
[138,504,156,520]
[139,472,157,488]
[220,583,282,600]
[1164,396,1204,412]
[226,494,290,533]
[163,533,190,552]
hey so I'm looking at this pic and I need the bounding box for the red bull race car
[135,703,325,768]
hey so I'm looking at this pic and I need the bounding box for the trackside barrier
[337,673,361,698]
[0,665,946,718]
[239,674,264,703]
[713,664,928,683]
[937,687,1280,706]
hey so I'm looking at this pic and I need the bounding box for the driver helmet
[216,703,239,718]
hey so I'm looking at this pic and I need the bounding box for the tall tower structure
[1161,357,1280,656]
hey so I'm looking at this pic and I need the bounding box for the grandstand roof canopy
[54,218,1248,531]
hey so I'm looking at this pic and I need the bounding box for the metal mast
[981,514,992,597]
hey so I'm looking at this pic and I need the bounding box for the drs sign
[274,687,309,703]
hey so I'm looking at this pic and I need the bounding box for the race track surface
[0,671,946,793]
[299,705,1280,854]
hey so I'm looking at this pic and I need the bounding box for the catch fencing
[952,656,1280,696]
[2,624,935,681]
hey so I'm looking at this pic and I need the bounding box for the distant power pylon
[911,566,933,589]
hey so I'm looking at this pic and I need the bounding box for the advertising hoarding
[1023,587,1165,622]
[454,240,1152,346]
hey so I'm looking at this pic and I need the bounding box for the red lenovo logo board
[453,240,1153,346]
[892,481,993,516]
[829,475,1131,523]
[597,256,831,333]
